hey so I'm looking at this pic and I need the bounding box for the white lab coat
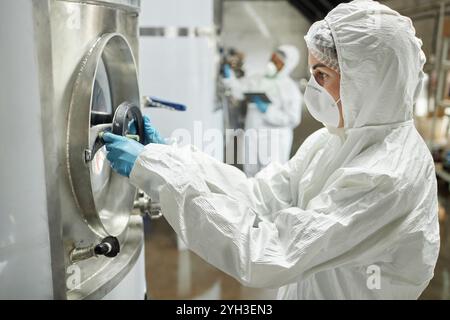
[129,0,439,299]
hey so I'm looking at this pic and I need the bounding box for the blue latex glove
[128,115,165,145]
[223,64,232,79]
[103,132,144,177]
[251,96,269,113]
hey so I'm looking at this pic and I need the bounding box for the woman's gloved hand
[103,132,144,177]
[223,63,232,79]
[128,115,165,145]
[251,96,269,113]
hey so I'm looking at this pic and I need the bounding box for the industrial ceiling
[288,0,351,22]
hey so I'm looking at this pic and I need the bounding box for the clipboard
[244,92,272,104]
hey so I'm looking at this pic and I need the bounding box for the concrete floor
[144,179,450,300]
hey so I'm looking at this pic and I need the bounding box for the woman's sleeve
[129,137,400,288]
[263,85,302,128]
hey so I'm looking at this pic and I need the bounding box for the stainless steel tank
[1,0,146,299]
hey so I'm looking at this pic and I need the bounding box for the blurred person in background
[223,45,303,177]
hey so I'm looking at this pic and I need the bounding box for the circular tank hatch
[67,33,141,237]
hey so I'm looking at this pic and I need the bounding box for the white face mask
[265,61,278,78]
[304,75,341,128]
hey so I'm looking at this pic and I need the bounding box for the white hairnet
[304,20,340,73]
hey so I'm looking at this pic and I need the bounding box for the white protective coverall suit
[130,0,440,299]
[226,45,302,177]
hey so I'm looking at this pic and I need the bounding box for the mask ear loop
[335,97,342,128]
[325,18,345,128]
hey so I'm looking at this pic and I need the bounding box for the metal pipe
[69,245,96,263]
[408,9,450,21]
[390,0,450,17]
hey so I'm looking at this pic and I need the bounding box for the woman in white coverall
[103,0,440,299]
[224,45,302,177]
